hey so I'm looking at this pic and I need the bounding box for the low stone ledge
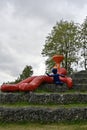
[38,83,69,92]
[38,83,87,92]
[0,107,87,123]
[1,92,87,104]
[71,70,87,78]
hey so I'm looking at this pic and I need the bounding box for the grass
[34,89,87,94]
[1,89,87,94]
[0,121,87,130]
[1,102,87,109]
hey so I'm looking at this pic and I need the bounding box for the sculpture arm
[46,73,53,77]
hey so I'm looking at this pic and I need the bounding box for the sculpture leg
[0,76,37,92]
[19,75,53,91]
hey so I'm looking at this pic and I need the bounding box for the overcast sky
[0,0,87,85]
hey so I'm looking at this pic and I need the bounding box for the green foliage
[42,20,82,74]
[6,65,33,84]
[80,17,87,70]
[81,16,87,46]
[20,65,33,80]
[14,65,33,83]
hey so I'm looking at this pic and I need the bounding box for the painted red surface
[0,68,73,92]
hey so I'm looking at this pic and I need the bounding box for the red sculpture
[0,55,73,92]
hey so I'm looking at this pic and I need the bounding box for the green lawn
[0,122,87,130]
[1,102,87,109]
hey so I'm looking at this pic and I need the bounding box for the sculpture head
[52,68,57,74]
[52,55,64,69]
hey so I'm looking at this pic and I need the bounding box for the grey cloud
[7,0,87,19]
[66,0,87,7]
[0,0,86,25]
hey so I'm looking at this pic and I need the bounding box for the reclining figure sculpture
[0,55,73,92]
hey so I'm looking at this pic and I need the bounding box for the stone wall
[38,83,87,92]
[0,107,87,123]
[0,92,87,104]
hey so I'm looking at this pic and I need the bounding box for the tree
[42,20,81,74]
[81,16,87,70]
[15,65,33,83]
